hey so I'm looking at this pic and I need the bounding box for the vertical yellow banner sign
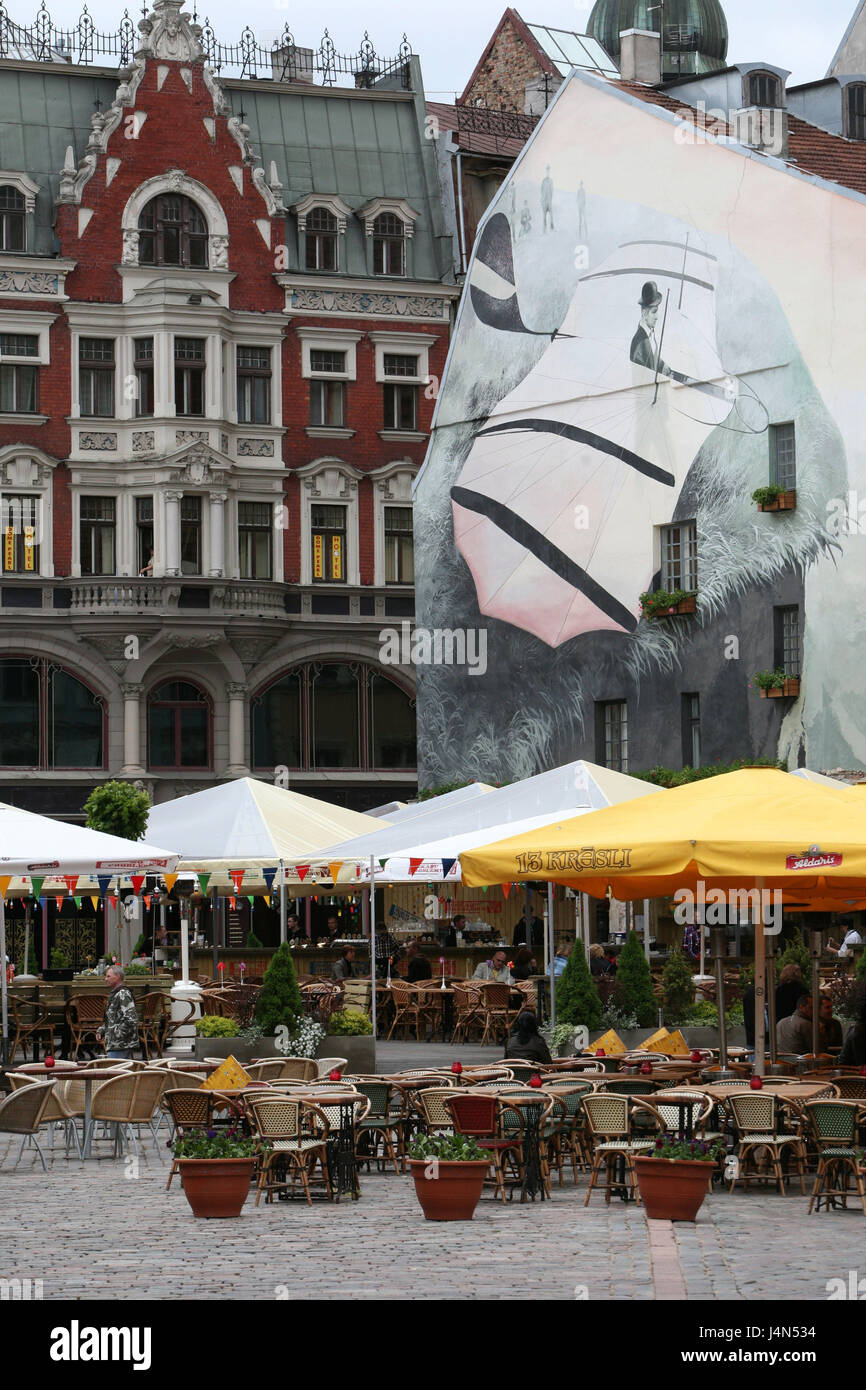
[4,527,14,572]
[312,533,324,580]
[23,526,35,571]
[331,534,343,580]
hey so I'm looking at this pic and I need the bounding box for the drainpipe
[456,150,468,275]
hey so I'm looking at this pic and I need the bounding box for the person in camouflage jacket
[99,966,140,1057]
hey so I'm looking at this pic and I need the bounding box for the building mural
[414,71,864,784]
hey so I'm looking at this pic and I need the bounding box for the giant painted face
[451,213,765,647]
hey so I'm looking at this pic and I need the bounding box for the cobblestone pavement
[2,1134,862,1302]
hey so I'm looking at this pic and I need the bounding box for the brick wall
[462,17,547,111]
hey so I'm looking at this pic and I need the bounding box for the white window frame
[657,520,698,593]
[296,326,362,381]
[235,343,274,427]
[369,332,435,385]
[0,172,39,253]
[0,447,56,577]
[233,492,283,583]
[292,194,352,274]
[297,459,362,587]
[71,486,121,579]
[371,461,417,587]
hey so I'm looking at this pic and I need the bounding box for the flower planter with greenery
[407,1134,492,1221]
[43,947,73,982]
[753,668,799,699]
[752,485,796,513]
[639,589,697,620]
[634,1136,724,1222]
[172,1128,258,1219]
[320,1008,375,1074]
[192,1015,289,1063]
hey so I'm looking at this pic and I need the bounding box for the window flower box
[753,669,799,699]
[639,589,697,621]
[752,486,797,512]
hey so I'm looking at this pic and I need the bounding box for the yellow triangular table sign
[585,1029,626,1056]
[638,1028,671,1052]
[662,1029,691,1056]
[199,1056,252,1091]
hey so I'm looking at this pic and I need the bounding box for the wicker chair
[726,1091,807,1195]
[601,1078,661,1096]
[353,1080,406,1174]
[415,1087,456,1136]
[802,1100,866,1215]
[0,1081,55,1170]
[9,996,56,1063]
[582,1093,656,1206]
[80,1057,135,1070]
[387,982,437,1042]
[450,982,483,1044]
[543,1081,595,1174]
[66,994,108,1060]
[270,1057,318,1081]
[830,1076,866,1100]
[244,1060,288,1082]
[245,1094,332,1205]
[461,1067,515,1085]
[445,1091,517,1202]
[477,983,512,1046]
[316,1056,349,1077]
[83,1072,168,1158]
[164,1088,218,1189]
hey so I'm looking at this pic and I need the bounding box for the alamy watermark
[379,621,487,676]
[673,882,782,934]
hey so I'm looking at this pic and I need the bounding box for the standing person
[827,917,863,959]
[513,908,544,950]
[97,966,139,1059]
[318,914,341,945]
[775,963,808,1020]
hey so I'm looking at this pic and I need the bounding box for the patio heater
[766,928,777,1063]
[709,925,728,1069]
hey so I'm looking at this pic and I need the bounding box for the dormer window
[0,187,25,252]
[305,207,338,271]
[373,213,406,276]
[846,83,866,141]
[747,72,782,109]
[138,194,208,268]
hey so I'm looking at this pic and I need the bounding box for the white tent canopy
[283,761,660,880]
[790,768,863,788]
[144,777,386,874]
[0,802,179,877]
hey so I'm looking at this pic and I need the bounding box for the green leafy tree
[662,948,695,1023]
[555,944,602,1031]
[83,781,150,841]
[774,928,811,981]
[246,930,264,948]
[616,929,657,1027]
[16,939,39,975]
[254,942,302,1034]
[855,948,866,984]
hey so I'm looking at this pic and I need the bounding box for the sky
[8,0,860,98]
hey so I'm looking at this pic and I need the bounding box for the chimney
[733,107,788,160]
[619,28,661,85]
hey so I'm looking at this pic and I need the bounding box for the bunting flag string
[408,858,423,876]
[197,873,211,895]
[131,875,145,894]
[163,873,179,893]
[0,876,12,899]
[55,895,64,911]
[328,862,343,884]
[143,895,151,909]
[441,859,456,879]
[97,875,112,898]
[229,870,245,894]
[296,865,310,883]
[501,883,512,899]
[262,868,277,893]
[90,896,100,912]
[264,895,271,907]
[63,875,78,895]
[229,896,237,910]
[74,897,82,910]
[377,858,388,871]
[30,875,44,899]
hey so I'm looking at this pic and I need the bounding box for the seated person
[775,994,813,1054]
[589,943,613,977]
[504,1011,551,1065]
[473,949,513,983]
[405,939,432,983]
[331,946,355,982]
[775,963,808,1020]
[819,994,843,1049]
[552,941,572,978]
[511,947,536,981]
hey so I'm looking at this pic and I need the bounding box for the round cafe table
[696,1080,837,1104]
[15,1064,132,1158]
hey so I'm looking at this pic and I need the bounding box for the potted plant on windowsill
[752,484,796,512]
[634,1135,725,1222]
[639,589,697,621]
[171,1127,258,1219]
[407,1133,493,1221]
[752,669,799,699]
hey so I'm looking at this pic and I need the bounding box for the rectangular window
[775,606,801,677]
[174,337,205,416]
[0,362,38,413]
[136,496,154,574]
[305,229,337,271]
[311,503,345,583]
[595,700,628,773]
[385,505,414,584]
[238,500,272,580]
[681,693,701,768]
[310,379,345,427]
[134,337,154,418]
[383,383,418,432]
[0,333,38,357]
[660,520,698,592]
[0,189,26,252]
[373,230,406,276]
[1,495,40,573]
[79,496,116,576]
[848,84,866,141]
[383,353,419,378]
[236,346,271,425]
[771,422,796,491]
[310,349,346,375]
[180,495,201,575]
[79,338,115,418]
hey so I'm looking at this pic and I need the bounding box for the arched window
[0,186,25,252]
[148,680,211,769]
[251,663,415,771]
[746,71,781,109]
[846,83,866,141]
[138,195,208,268]
[0,658,104,769]
[305,207,338,271]
[372,213,406,276]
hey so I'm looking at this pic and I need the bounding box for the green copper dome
[588,0,728,78]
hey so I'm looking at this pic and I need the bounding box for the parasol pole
[279,858,287,944]
[810,924,823,1059]
[369,856,377,1042]
[547,880,556,1027]
[582,893,591,962]
[710,925,728,1070]
[643,899,651,964]
[753,880,766,1078]
[766,927,777,1063]
[211,887,219,981]
[23,899,31,977]
[0,893,8,1065]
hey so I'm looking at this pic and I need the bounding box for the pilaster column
[226,682,249,775]
[165,491,182,576]
[209,491,227,577]
[120,683,145,775]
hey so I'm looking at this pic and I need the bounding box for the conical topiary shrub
[616,929,657,1027]
[254,941,303,1035]
[555,943,602,1032]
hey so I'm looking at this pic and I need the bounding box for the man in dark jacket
[513,911,544,949]
[406,940,432,983]
[775,964,808,1020]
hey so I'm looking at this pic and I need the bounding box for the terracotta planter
[783,678,800,697]
[645,595,696,620]
[178,1158,256,1218]
[760,686,785,699]
[757,491,796,513]
[634,1156,713,1221]
[407,1159,490,1221]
